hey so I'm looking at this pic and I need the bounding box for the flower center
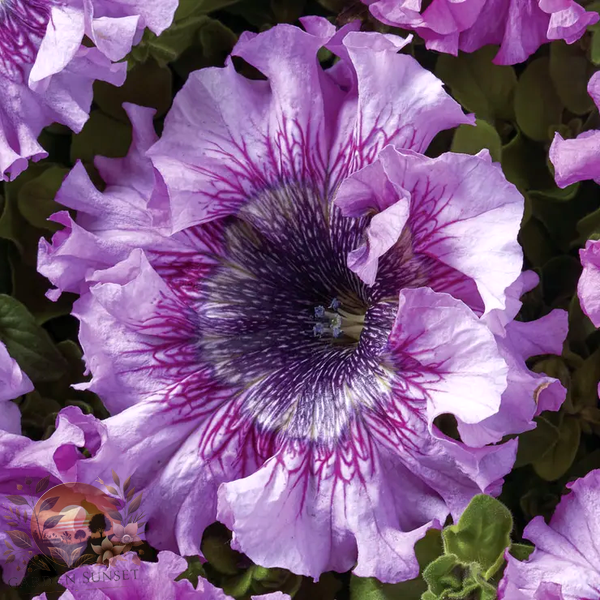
[195,184,431,442]
[313,296,366,343]
[0,0,52,80]
[121,534,132,544]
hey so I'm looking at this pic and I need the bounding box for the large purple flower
[33,550,290,600]
[363,0,599,65]
[0,0,177,180]
[38,20,537,582]
[0,340,32,434]
[0,407,103,585]
[499,469,600,600]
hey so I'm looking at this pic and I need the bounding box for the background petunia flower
[0,0,177,180]
[362,0,599,65]
[550,72,600,188]
[0,406,103,585]
[39,19,548,583]
[579,240,600,338]
[0,340,32,434]
[499,469,600,599]
[549,72,600,397]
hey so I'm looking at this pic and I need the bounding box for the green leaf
[350,530,443,600]
[295,573,342,600]
[422,554,463,597]
[182,0,241,15]
[0,295,68,383]
[518,217,558,268]
[0,164,49,265]
[451,119,502,162]
[172,18,237,78]
[70,111,132,163]
[442,495,513,574]
[533,416,581,481]
[9,251,74,324]
[271,0,307,22]
[436,47,517,121]
[94,58,172,122]
[541,255,582,307]
[509,543,534,561]
[423,558,497,600]
[500,132,556,192]
[17,166,68,232]
[515,57,563,142]
[549,41,596,115]
[571,349,600,410]
[175,556,206,587]
[577,205,600,241]
[515,413,561,468]
[251,567,302,597]
[222,565,256,597]
[200,523,242,576]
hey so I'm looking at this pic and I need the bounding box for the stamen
[312,297,366,343]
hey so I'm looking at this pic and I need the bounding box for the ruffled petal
[500,469,600,599]
[367,146,524,313]
[0,47,125,180]
[149,20,469,232]
[38,104,173,299]
[336,159,411,285]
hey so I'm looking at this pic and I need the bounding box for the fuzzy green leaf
[442,495,513,574]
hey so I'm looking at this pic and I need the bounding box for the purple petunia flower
[579,240,600,334]
[37,18,569,583]
[0,341,32,434]
[499,469,600,600]
[362,0,599,65]
[33,550,290,600]
[550,72,600,189]
[0,0,177,180]
[0,407,103,585]
[549,72,600,396]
